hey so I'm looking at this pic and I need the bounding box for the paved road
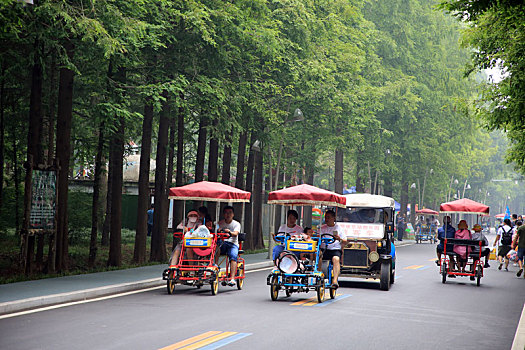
[1,243,523,350]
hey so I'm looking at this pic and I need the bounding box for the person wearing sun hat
[472,223,490,268]
[169,210,202,266]
[454,220,472,272]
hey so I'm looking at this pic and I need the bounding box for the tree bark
[252,147,264,249]
[232,132,247,220]
[88,122,105,267]
[55,41,74,272]
[134,101,153,264]
[46,53,57,163]
[107,66,126,267]
[221,129,232,186]
[13,127,20,234]
[150,99,170,262]
[303,168,314,228]
[166,106,175,188]
[194,115,207,183]
[355,150,364,193]
[101,153,112,247]
[243,135,255,249]
[207,118,219,215]
[0,64,5,211]
[400,175,409,218]
[384,174,393,198]
[173,96,184,225]
[334,148,343,194]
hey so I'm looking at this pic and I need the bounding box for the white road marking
[0,266,274,319]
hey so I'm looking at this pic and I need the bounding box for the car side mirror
[386,222,394,234]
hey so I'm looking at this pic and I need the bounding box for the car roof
[344,193,395,209]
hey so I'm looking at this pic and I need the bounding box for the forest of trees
[0,0,522,276]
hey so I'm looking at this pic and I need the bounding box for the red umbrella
[268,184,346,208]
[168,181,251,202]
[416,208,439,215]
[439,198,489,214]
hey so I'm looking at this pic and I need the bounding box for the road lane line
[198,333,252,350]
[179,332,237,350]
[314,294,352,307]
[418,266,430,270]
[0,266,274,319]
[291,296,317,306]
[304,293,344,306]
[404,265,425,270]
[159,331,222,350]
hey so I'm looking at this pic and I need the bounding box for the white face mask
[188,216,197,224]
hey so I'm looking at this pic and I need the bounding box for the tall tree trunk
[166,107,175,187]
[46,53,57,163]
[134,101,153,264]
[88,123,105,267]
[173,96,184,225]
[13,127,20,234]
[252,147,264,249]
[384,174,393,198]
[194,115,207,182]
[400,175,409,218]
[355,150,364,193]
[107,66,126,267]
[207,118,219,215]
[101,153,112,246]
[55,41,74,272]
[150,99,170,262]
[221,129,232,186]
[0,65,5,211]
[334,148,343,194]
[243,135,255,249]
[232,132,247,222]
[303,168,314,228]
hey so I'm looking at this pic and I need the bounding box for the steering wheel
[273,231,290,243]
[320,233,336,245]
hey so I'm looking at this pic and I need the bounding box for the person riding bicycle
[217,206,242,286]
[436,215,456,268]
[272,209,303,264]
[320,209,347,289]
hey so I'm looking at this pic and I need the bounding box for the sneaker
[517,269,523,277]
[227,279,235,286]
[498,263,503,270]
[505,267,509,272]
[435,260,440,266]
[484,262,490,268]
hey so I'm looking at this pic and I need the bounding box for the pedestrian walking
[513,220,525,278]
[495,218,513,271]
[397,214,406,241]
[147,203,154,237]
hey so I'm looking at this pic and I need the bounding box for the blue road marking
[314,294,352,307]
[198,333,252,350]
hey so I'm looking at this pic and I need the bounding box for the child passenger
[301,227,315,261]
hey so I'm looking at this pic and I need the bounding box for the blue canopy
[394,200,401,211]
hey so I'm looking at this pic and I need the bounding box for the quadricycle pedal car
[162,181,251,295]
[265,184,347,303]
[336,194,396,291]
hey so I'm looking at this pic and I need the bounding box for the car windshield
[336,207,385,224]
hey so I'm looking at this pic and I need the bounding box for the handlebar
[273,232,290,243]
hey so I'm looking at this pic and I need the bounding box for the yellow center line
[428,258,437,262]
[159,331,222,350]
[404,265,424,270]
[303,293,343,306]
[291,296,317,306]
[179,332,237,350]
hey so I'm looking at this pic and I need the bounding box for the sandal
[332,283,339,289]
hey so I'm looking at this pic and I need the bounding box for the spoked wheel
[442,263,447,284]
[270,275,279,301]
[211,273,219,295]
[236,263,245,290]
[316,284,325,303]
[379,261,391,291]
[167,270,175,295]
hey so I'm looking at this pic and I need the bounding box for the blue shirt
[437,224,455,251]
[147,209,154,226]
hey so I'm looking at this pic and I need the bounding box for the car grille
[343,248,368,267]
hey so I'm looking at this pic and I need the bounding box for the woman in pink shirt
[454,220,472,272]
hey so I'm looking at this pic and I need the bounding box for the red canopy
[416,208,439,215]
[168,181,251,203]
[268,184,346,208]
[439,198,489,215]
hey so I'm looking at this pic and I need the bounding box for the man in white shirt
[320,209,346,288]
[218,206,242,286]
[494,218,513,271]
[272,209,303,263]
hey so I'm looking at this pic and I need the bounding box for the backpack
[500,226,513,246]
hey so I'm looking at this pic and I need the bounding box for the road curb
[0,260,273,316]
[512,302,525,350]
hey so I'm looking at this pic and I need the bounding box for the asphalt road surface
[1,242,523,350]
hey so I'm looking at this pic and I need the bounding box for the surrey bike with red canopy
[266,184,347,302]
[162,181,251,295]
[438,198,490,286]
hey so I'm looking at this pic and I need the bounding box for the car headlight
[369,251,379,262]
